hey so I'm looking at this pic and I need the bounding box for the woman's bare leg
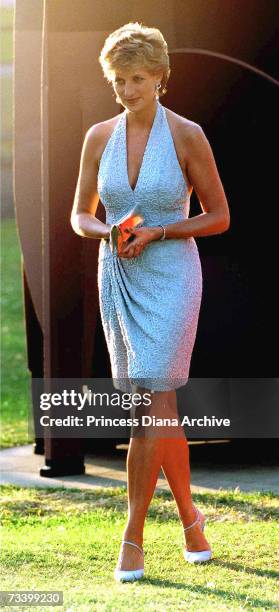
[116,386,166,571]
[117,386,210,572]
[160,390,211,552]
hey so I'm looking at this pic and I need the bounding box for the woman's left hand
[119,226,156,258]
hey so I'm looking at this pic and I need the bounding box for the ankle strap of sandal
[183,509,200,532]
[122,540,144,556]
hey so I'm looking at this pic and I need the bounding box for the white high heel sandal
[183,508,212,563]
[114,540,144,582]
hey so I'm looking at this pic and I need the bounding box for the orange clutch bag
[109,207,144,255]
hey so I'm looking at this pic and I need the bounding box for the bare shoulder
[162,106,208,186]
[164,106,206,146]
[163,106,214,178]
[87,112,123,140]
[85,112,124,165]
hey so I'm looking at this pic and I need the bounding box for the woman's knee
[131,386,178,420]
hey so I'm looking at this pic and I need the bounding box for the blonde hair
[99,22,171,97]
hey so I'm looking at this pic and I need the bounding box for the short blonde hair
[99,22,171,97]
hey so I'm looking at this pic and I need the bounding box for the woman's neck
[125,98,158,131]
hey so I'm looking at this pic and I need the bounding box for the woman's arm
[151,123,230,241]
[70,125,111,240]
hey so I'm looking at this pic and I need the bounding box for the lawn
[1,485,279,611]
[1,218,32,448]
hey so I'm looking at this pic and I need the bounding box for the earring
[155,82,161,99]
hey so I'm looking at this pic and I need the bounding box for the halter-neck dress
[97,100,203,392]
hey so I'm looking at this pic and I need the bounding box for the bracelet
[158,224,166,241]
[104,225,114,241]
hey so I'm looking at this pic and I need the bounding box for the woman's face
[111,66,162,111]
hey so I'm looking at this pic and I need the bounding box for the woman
[71,22,230,582]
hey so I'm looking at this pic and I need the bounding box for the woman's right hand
[118,226,155,258]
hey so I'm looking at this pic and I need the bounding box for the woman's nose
[124,84,135,97]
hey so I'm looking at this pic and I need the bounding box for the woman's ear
[154,71,164,85]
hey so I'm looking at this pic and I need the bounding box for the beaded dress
[97,100,203,392]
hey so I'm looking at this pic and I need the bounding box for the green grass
[1,218,32,448]
[1,29,13,65]
[1,76,13,159]
[0,6,14,31]
[1,485,279,610]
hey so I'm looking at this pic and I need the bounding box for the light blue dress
[97,100,203,392]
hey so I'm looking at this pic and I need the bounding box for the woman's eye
[114,77,143,85]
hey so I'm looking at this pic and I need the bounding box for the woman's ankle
[179,502,197,528]
[123,522,144,547]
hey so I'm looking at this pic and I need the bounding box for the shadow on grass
[136,575,276,608]
[212,559,279,580]
[149,490,279,522]
[1,485,278,523]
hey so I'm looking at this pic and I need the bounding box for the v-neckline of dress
[123,100,161,195]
